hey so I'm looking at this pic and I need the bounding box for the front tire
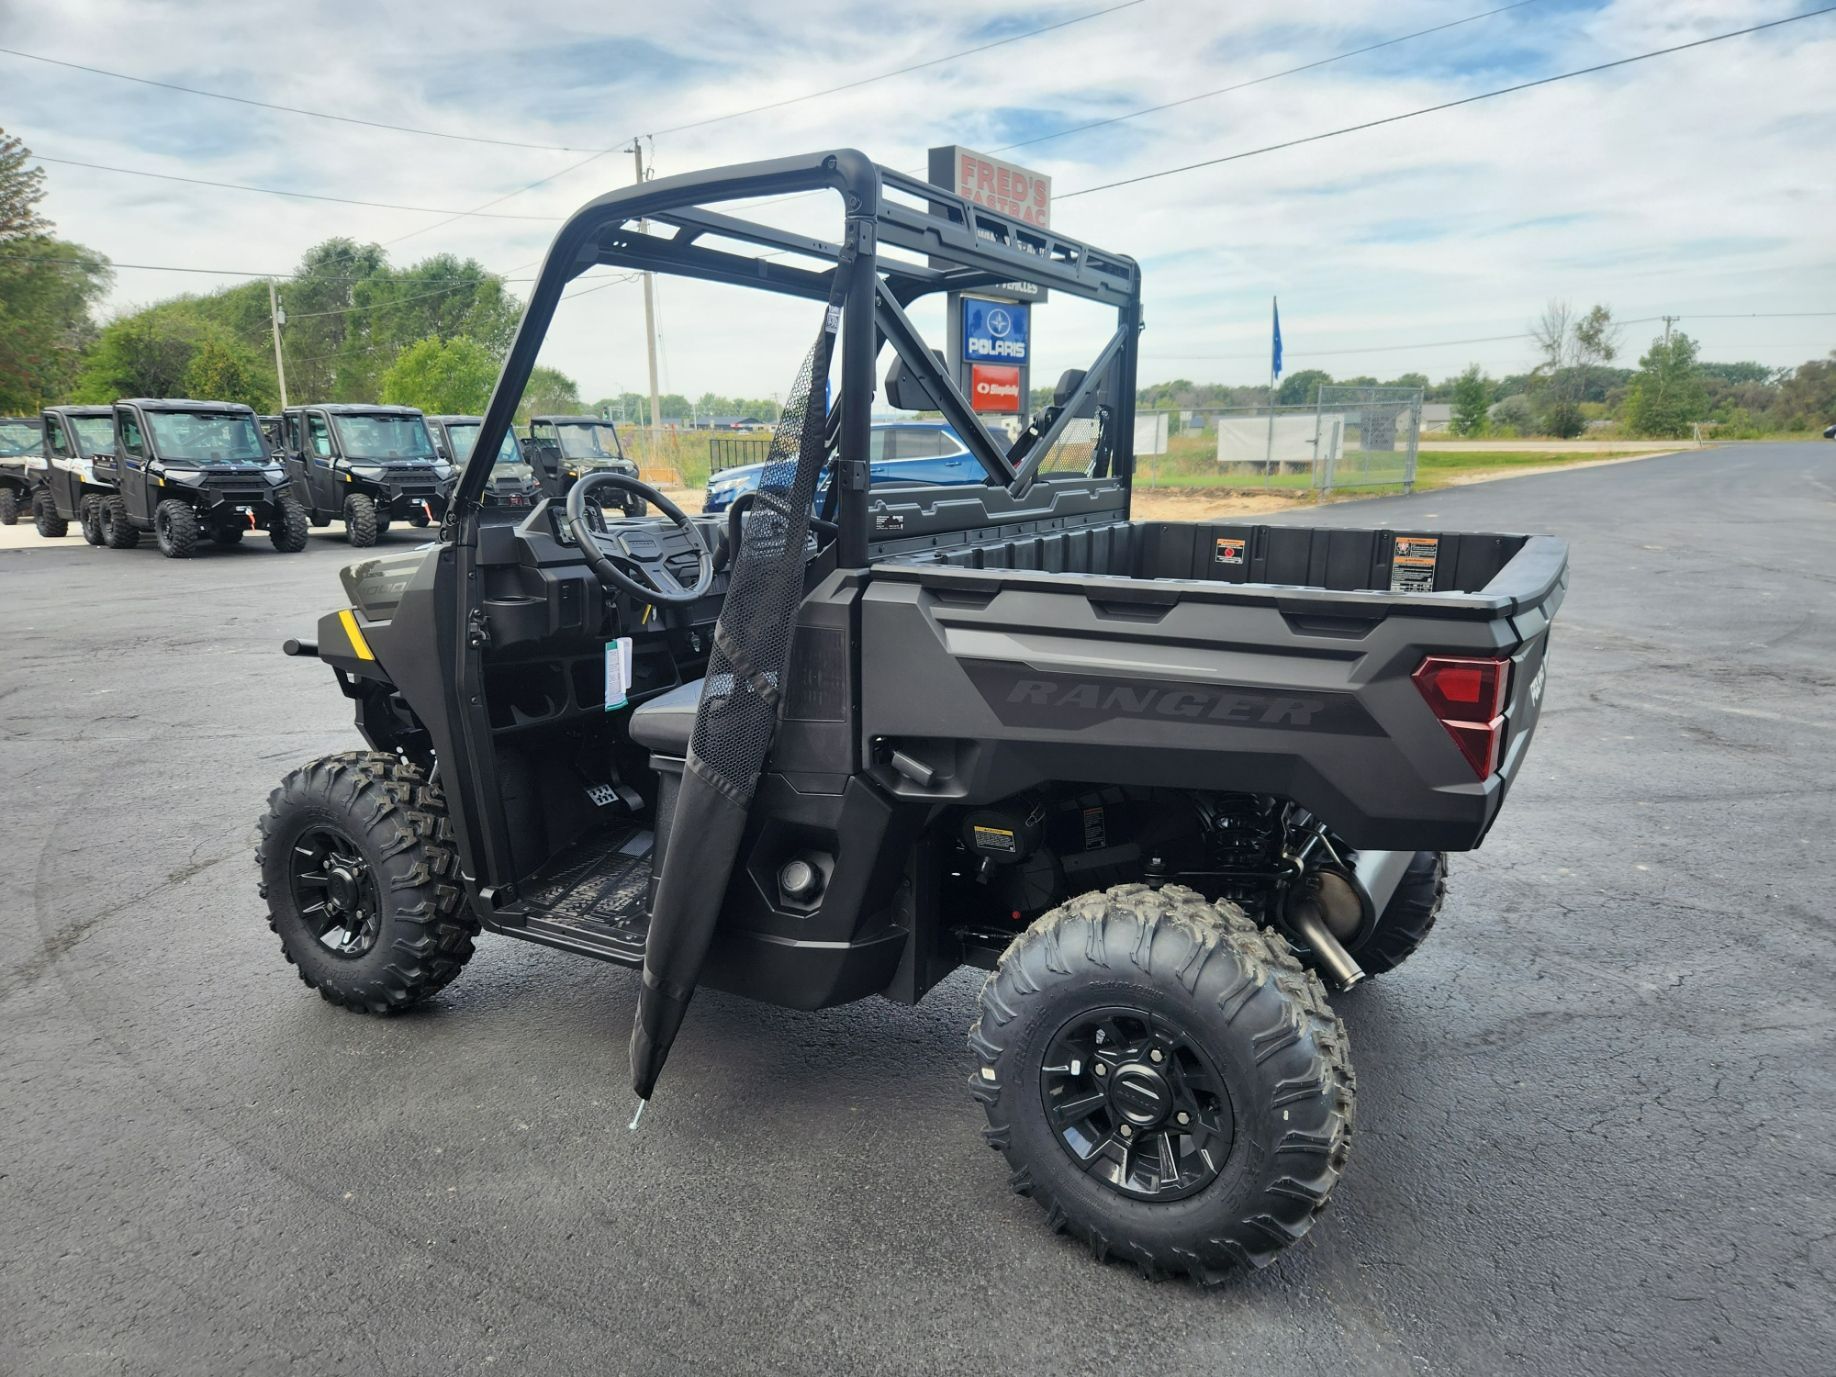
[0,488,17,525]
[970,884,1354,1284]
[270,495,309,552]
[34,492,67,538]
[257,752,475,1014]
[344,492,379,547]
[100,494,140,549]
[154,499,200,558]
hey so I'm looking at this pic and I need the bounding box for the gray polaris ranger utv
[0,415,42,525]
[258,150,1565,1282]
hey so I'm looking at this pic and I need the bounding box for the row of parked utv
[0,403,644,558]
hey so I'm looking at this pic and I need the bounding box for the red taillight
[1413,655,1509,779]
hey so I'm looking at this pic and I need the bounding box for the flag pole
[1264,296,1279,477]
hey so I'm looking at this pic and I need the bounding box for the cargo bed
[861,515,1565,851]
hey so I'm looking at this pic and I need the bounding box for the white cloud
[8,0,1833,398]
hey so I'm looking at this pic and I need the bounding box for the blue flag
[1270,297,1283,381]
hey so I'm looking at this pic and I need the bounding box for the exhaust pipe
[1285,903,1366,991]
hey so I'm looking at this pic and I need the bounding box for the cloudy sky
[6,0,1833,401]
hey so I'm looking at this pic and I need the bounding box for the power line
[646,0,1149,138]
[0,46,586,152]
[32,154,564,220]
[993,0,1546,157]
[731,0,1545,217]
[0,250,538,284]
[1060,7,1836,199]
[388,3,1153,246]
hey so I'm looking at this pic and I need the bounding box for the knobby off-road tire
[79,496,105,545]
[154,499,200,558]
[1351,851,1446,977]
[0,488,17,525]
[343,493,380,547]
[100,494,140,549]
[270,495,310,553]
[257,752,476,1014]
[970,883,1354,1284]
[33,492,67,538]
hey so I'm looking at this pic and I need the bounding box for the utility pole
[630,139,664,466]
[1662,314,1679,344]
[267,279,289,409]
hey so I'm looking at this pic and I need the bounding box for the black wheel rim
[289,825,383,959]
[1039,1006,1234,1202]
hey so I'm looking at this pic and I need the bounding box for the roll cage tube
[449,148,1143,550]
[450,150,883,527]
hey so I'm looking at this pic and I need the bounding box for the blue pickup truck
[703,420,981,513]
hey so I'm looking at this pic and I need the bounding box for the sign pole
[1264,296,1282,478]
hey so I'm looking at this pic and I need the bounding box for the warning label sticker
[1390,535,1440,593]
[1214,537,1246,565]
[972,824,1018,855]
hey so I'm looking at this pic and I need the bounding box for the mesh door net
[631,276,847,1101]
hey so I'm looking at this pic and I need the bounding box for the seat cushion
[629,677,703,755]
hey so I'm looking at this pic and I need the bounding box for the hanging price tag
[604,636,634,710]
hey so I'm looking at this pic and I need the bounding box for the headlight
[348,464,385,479]
[263,466,287,483]
[432,461,454,479]
[161,468,202,484]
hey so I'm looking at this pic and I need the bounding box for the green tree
[1530,301,1616,438]
[1450,364,1490,437]
[516,364,581,423]
[1275,368,1330,406]
[0,128,50,242]
[378,335,499,414]
[1769,352,1836,431]
[1622,330,1707,438]
[0,132,113,408]
[76,310,197,401]
[183,327,278,411]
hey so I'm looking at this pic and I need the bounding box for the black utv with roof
[258,151,1565,1283]
[523,415,643,514]
[279,403,455,546]
[424,414,543,517]
[0,415,43,525]
[96,399,308,557]
[30,406,117,542]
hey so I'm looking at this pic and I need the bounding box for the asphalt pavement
[2,441,1831,1376]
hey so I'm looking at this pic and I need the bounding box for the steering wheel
[565,471,714,606]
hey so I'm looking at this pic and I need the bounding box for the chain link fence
[1134,385,1423,494]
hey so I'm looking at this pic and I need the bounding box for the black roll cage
[451,149,1143,563]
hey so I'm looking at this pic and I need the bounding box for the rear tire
[1349,851,1446,977]
[257,752,476,1014]
[0,488,17,525]
[344,493,379,547]
[79,496,105,546]
[34,492,67,538]
[970,884,1354,1284]
[101,494,140,549]
[270,495,309,553]
[154,499,199,558]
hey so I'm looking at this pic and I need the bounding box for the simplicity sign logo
[964,297,1030,363]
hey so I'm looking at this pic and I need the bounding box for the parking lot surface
[3,441,1831,1376]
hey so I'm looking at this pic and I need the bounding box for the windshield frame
[143,409,270,465]
[330,412,438,463]
[546,421,627,462]
[0,420,41,456]
[445,422,522,468]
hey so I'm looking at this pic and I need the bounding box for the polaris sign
[963,298,1030,365]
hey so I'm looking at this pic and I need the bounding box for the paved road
[3,442,1831,1376]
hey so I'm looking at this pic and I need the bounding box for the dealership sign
[933,146,1051,228]
[971,364,1022,414]
[963,297,1030,365]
